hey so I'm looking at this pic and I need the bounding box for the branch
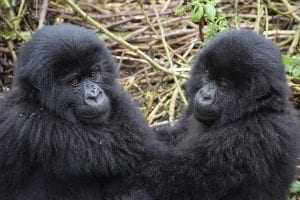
[63,0,188,79]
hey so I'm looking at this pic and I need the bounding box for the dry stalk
[153,0,188,106]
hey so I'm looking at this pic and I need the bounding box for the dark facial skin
[191,69,235,123]
[193,79,219,122]
[65,69,110,124]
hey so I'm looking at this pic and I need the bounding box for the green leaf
[205,3,216,21]
[282,55,300,78]
[290,180,300,193]
[192,5,204,23]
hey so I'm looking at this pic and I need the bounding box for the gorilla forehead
[18,24,110,72]
[16,24,117,85]
[198,29,283,78]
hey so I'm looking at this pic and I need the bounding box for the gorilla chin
[193,104,219,123]
[75,94,111,124]
[75,108,110,125]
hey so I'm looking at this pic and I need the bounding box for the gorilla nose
[199,88,213,100]
[86,88,103,100]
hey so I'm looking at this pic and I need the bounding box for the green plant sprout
[176,0,228,42]
[290,180,300,194]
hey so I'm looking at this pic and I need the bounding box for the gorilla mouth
[80,113,102,119]
[74,105,110,124]
[193,98,220,123]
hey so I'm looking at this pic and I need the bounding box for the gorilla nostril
[88,96,96,100]
[199,88,205,95]
[203,95,212,100]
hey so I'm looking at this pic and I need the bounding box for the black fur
[138,29,299,200]
[0,24,163,200]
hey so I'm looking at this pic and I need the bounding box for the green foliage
[205,2,216,21]
[282,55,300,79]
[290,180,300,193]
[175,0,228,40]
[0,29,18,40]
[0,0,27,41]
[192,5,203,23]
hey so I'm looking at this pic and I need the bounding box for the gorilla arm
[153,112,209,149]
[141,121,274,200]
[0,102,35,195]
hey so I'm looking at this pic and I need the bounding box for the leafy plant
[282,55,300,80]
[290,180,300,194]
[176,0,228,41]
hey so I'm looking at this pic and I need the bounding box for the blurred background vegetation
[0,0,299,197]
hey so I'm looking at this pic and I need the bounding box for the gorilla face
[191,71,239,123]
[15,24,119,125]
[189,29,288,125]
[62,66,111,124]
[47,55,115,125]
[192,76,220,122]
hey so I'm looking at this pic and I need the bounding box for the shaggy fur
[0,24,163,200]
[138,29,299,200]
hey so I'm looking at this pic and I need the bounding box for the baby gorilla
[0,24,161,199]
[138,29,299,200]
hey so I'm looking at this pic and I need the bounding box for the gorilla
[135,29,299,200]
[0,24,163,199]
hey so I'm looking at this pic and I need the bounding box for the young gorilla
[137,29,299,200]
[0,24,162,199]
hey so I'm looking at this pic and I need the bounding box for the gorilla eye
[71,79,80,86]
[89,70,98,78]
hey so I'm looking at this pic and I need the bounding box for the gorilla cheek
[193,89,220,122]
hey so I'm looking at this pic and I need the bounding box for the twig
[137,0,159,35]
[38,0,49,29]
[7,41,17,63]
[150,120,170,127]
[64,0,188,79]
[281,0,300,22]
[169,87,179,125]
[263,30,297,36]
[148,94,170,124]
[16,0,25,28]
[288,29,300,56]
[0,12,26,41]
[2,0,17,27]
[153,1,188,105]
[254,0,262,32]
[264,5,269,38]
[265,0,300,22]
[234,0,240,28]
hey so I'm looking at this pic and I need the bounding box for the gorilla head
[188,29,288,124]
[15,24,117,124]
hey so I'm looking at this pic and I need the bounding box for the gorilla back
[0,24,159,199]
[141,29,299,200]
